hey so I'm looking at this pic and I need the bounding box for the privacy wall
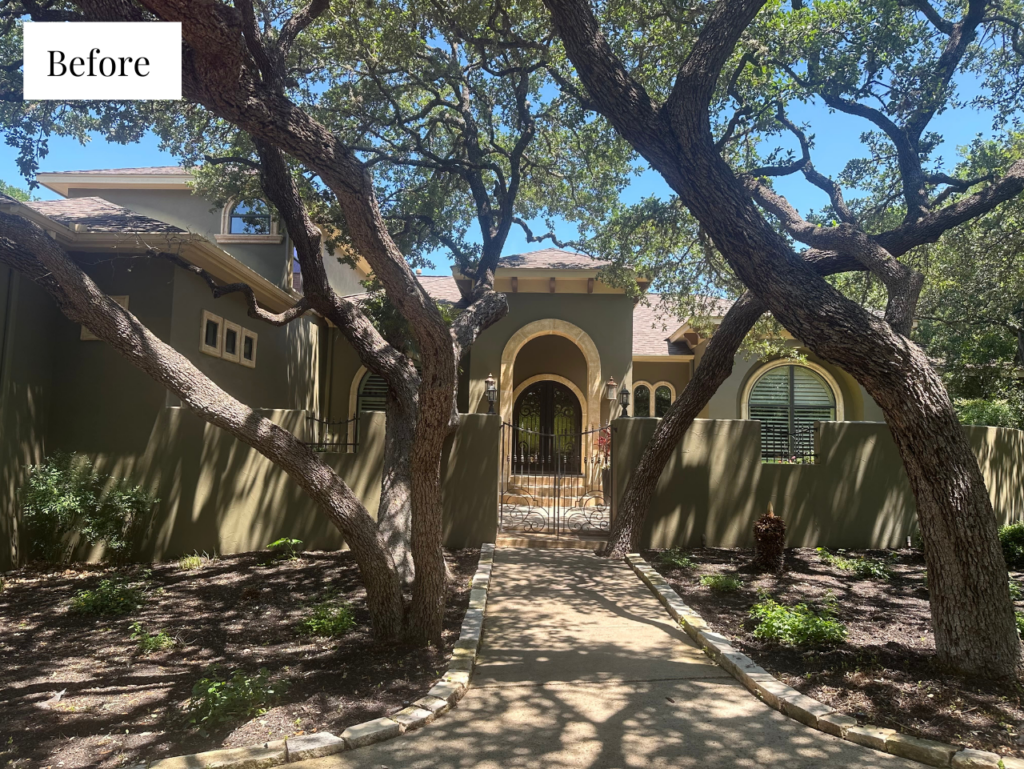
[611,418,1024,549]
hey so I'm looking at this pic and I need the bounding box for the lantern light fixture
[619,384,630,418]
[604,376,618,401]
[484,373,497,415]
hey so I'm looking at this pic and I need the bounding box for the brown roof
[42,166,190,176]
[498,248,608,270]
[26,198,187,233]
[633,295,692,357]
[416,275,463,304]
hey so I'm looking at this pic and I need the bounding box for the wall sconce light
[485,373,497,415]
[619,384,630,418]
[604,376,618,401]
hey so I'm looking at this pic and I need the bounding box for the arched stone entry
[499,319,603,429]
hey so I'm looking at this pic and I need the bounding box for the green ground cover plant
[186,668,287,732]
[658,548,696,569]
[749,591,848,646]
[816,548,892,581]
[130,622,175,654]
[298,597,357,638]
[266,537,303,561]
[699,574,741,592]
[1009,580,1022,601]
[69,578,146,616]
[1016,612,1024,637]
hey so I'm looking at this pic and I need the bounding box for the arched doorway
[512,380,583,474]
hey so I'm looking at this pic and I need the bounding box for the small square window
[240,329,258,368]
[222,321,241,363]
[200,310,224,357]
[81,295,129,341]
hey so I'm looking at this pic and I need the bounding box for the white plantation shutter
[358,372,389,412]
[748,365,836,461]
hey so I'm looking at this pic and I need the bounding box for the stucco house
[1,167,1019,567]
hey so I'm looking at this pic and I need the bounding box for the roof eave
[35,171,195,196]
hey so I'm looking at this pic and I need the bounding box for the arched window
[357,371,389,413]
[229,199,272,234]
[748,364,837,463]
[654,385,672,417]
[633,384,651,417]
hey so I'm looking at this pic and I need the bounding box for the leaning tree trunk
[606,292,764,556]
[379,391,416,584]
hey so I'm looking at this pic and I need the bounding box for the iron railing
[305,414,359,453]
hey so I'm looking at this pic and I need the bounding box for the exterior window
[748,365,836,463]
[654,385,672,417]
[200,310,223,356]
[633,385,651,417]
[223,321,241,363]
[291,249,303,294]
[358,372,389,413]
[241,329,258,368]
[229,200,272,234]
[81,295,128,341]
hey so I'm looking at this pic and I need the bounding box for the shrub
[658,548,695,569]
[1016,612,1024,637]
[999,523,1024,570]
[70,578,146,616]
[187,668,287,731]
[298,599,357,637]
[130,622,175,654]
[177,551,215,571]
[816,548,892,581]
[1010,580,1023,601]
[749,591,847,646]
[700,574,741,592]
[954,398,1017,428]
[266,537,303,561]
[20,453,156,564]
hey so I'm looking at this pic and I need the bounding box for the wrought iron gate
[499,423,612,537]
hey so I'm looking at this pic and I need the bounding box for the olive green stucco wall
[612,417,1024,549]
[467,293,635,424]
[513,334,588,395]
[632,361,691,400]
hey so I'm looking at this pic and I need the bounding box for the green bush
[1016,612,1024,637]
[187,668,287,731]
[70,578,146,616]
[130,622,175,654]
[749,591,848,646]
[999,523,1024,570]
[658,548,696,569]
[298,599,357,637]
[954,398,1017,428]
[816,548,892,581]
[1010,580,1023,601]
[20,453,157,564]
[266,537,303,561]
[700,574,741,592]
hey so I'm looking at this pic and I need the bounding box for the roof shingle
[498,248,608,270]
[26,198,187,233]
[42,166,190,176]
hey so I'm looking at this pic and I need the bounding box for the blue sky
[0,78,998,277]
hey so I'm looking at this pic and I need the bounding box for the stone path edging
[624,553,1023,769]
[132,544,496,769]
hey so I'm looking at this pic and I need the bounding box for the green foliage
[749,591,848,647]
[20,453,156,564]
[266,538,303,561]
[1016,612,1024,637]
[130,622,175,654]
[69,578,145,617]
[1009,580,1022,602]
[178,553,204,571]
[0,179,31,201]
[954,399,1019,428]
[187,668,287,731]
[816,548,892,581]
[700,574,741,592]
[297,598,357,638]
[999,523,1024,570]
[658,548,696,569]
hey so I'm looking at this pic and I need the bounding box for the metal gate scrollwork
[499,422,612,537]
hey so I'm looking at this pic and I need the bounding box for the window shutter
[358,372,389,412]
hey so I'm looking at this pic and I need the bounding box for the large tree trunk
[607,293,764,556]
[379,391,415,584]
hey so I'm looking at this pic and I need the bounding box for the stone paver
[292,548,919,768]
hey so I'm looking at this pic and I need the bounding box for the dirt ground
[645,546,1024,760]
[0,548,478,769]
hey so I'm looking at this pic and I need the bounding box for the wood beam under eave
[587,277,594,294]
[511,276,518,293]
[549,277,556,293]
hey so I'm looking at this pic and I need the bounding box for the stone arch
[500,319,602,429]
[512,374,589,430]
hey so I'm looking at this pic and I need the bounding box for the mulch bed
[0,548,478,769]
[644,546,1024,760]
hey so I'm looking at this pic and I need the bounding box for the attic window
[216,199,283,244]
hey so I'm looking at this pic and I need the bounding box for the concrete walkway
[295,548,918,768]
